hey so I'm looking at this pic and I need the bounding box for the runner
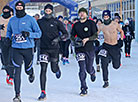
[71,8,98,96]
[98,10,124,88]
[122,19,134,58]
[62,17,72,65]
[6,1,42,102]
[37,4,68,101]
[95,19,104,72]
[0,5,14,85]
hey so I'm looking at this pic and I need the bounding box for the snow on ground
[0,41,138,102]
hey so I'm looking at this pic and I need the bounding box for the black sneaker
[38,92,46,101]
[56,70,61,79]
[103,81,109,88]
[80,88,88,96]
[13,94,21,102]
[1,65,6,70]
[29,74,35,83]
[91,74,96,82]
[97,65,100,72]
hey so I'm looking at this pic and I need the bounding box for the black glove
[52,34,67,45]
[21,31,30,38]
[94,40,100,47]
[73,37,83,48]
[4,37,12,47]
[118,39,123,48]
[52,37,60,46]
[0,24,5,30]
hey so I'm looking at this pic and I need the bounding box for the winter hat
[15,1,25,9]
[63,17,69,21]
[114,13,121,20]
[78,7,88,15]
[102,10,111,18]
[93,16,97,20]
[44,4,53,11]
[58,15,63,19]
[2,5,11,12]
[124,19,129,25]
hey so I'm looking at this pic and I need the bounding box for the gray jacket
[63,23,72,40]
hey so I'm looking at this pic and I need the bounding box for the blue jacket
[6,15,42,49]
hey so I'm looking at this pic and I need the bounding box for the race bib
[98,49,108,57]
[15,34,27,43]
[76,53,85,62]
[39,54,49,63]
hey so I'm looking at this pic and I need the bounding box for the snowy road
[0,41,138,102]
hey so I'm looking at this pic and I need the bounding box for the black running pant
[101,43,121,82]
[62,40,71,58]
[40,49,60,91]
[12,48,34,94]
[124,40,132,55]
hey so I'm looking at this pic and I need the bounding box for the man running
[98,10,124,88]
[71,8,98,96]
[0,5,14,85]
[6,1,42,102]
[37,4,68,101]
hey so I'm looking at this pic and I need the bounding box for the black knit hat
[78,7,88,15]
[114,13,121,20]
[2,5,11,12]
[15,1,25,9]
[102,10,111,18]
[44,4,53,11]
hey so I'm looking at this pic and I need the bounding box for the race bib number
[15,34,27,43]
[76,53,85,62]
[98,49,108,57]
[126,32,130,36]
[39,54,49,63]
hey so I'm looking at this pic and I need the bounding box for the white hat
[124,19,129,25]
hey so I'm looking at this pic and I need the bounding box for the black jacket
[122,25,134,41]
[38,17,68,50]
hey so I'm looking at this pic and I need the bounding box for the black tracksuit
[37,17,68,91]
[71,19,98,89]
[122,25,133,55]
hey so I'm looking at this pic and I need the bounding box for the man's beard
[80,17,86,20]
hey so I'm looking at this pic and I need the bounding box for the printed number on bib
[15,34,27,43]
[76,53,85,61]
[39,54,49,63]
[98,49,107,57]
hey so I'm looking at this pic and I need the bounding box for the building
[74,0,135,20]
